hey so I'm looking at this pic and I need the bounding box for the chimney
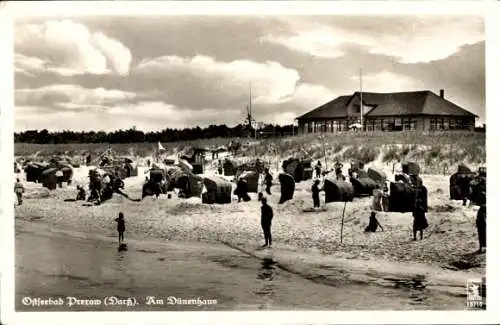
[439,89,444,98]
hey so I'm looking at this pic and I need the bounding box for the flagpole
[360,69,363,132]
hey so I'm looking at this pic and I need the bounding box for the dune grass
[15,131,485,173]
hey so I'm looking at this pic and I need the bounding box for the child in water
[115,212,126,244]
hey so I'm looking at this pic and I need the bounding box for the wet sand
[16,221,467,311]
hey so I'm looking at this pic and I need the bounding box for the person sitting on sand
[115,212,126,244]
[311,179,322,208]
[260,197,273,248]
[76,185,86,201]
[412,198,428,241]
[364,212,384,233]
[476,202,486,253]
[14,178,24,206]
[113,173,129,199]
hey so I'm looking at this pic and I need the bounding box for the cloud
[351,71,426,92]
[15,84,137,111]
[15,19,132,76]
[135,55,302,106]
[13,16,484,131]
[263,16,484,63]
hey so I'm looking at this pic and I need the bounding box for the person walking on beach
[334,160,343,176]
[412,198,428,241]
[364,211,384,233]
[311,179,322,208]
[14,178,24,206]
[217,160,223,175]
[115,212,126,244]
[371,186,382,211]
[260,197,274,248]
[315,161,322,179]
[264,168,273,195]
[476,202,486,253]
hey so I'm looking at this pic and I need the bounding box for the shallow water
[15,224,466,311]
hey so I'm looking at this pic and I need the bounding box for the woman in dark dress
[476,203,486,253]
[412,199,428,240]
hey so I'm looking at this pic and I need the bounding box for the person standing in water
[115,212,126,244]
[260,197,274,248]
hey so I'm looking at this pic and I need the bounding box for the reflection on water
[258,258,277,281]
[16,228,467,311]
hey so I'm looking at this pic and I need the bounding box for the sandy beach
[13,162,485,311]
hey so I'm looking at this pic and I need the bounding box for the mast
[360,69,363,131]
[250,82,256,139]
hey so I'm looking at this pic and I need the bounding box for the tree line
[14,124,299,144]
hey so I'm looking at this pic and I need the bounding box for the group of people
[314,160,348,182]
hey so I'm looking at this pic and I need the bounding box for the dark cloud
[14,15,485,131]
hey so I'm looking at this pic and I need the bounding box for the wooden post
[340,200,347,244]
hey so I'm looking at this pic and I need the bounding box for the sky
[14,15,485,132]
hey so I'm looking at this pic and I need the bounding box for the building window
[366,120,374,131]
[395,118,402,126]
[443,119,449,130]
[382,119,391,131]
[430,118,444,130]
[410,118,417,131]
[456,119,463,129]
[340,120,348,131]
[449,119,456,130]
[401,118,417,131]
[374,119,382,131]
[430,119,436,130]
[403,118,410,131]
[437,118,444,130]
